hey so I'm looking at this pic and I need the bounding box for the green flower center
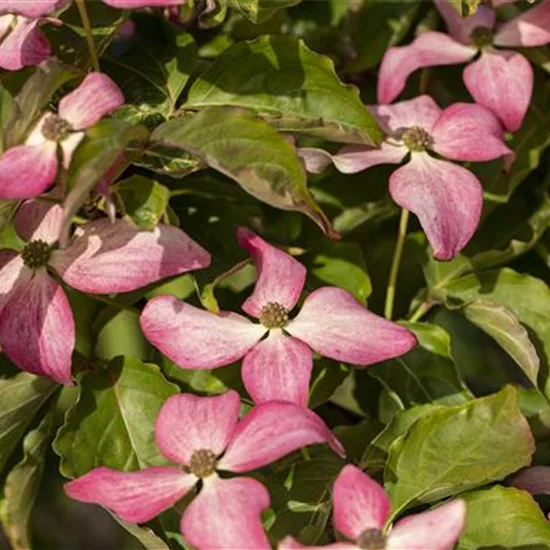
[470,26,494,48]
[188,449,217,478]
[41,114,72,142]
[259,302,289,329]
[357,528,387,550]
[402,126,433,152]
[21,240,51,269]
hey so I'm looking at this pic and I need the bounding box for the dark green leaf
[53,357,180,478]
[230,0,302,23]
[103,15,197,121]
[1,412,56,550]
[458,486,550,550]
[185,36,383,145]
[153,107,336,237]
[385,386,535,514]
[0,372,57,475]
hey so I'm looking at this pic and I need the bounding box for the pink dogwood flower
[280,465,466,550]
[0,0,61,70]
[65,390,345,549]
[378,0,550,131]
[299,95,512,260]
[141,228,416,407]
[0,200,210,383]
[0,72,124,200]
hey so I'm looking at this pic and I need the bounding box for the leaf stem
[384,208,410,320]
[408,299,434,323]
[75,0,100,72]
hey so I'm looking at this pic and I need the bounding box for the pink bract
[0,73,124,200]
[65,390,345,550]
[280,465,466,550]
[299,95,512,261]
[140,227,417,407]
[0,200,210,384]
[378,0,550,131]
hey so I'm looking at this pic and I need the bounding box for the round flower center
[259,302,289,329]
[41,114,72,142]
[21,240,51,269]
[188,449,217,478]
[357,528,387,550]
[402,126,433,152]
[470,26,494,48]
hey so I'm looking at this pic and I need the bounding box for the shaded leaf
[385,386,535,514]
[1,412,56,550]
[0,372,57,475]
[53,357,180,478]
[230,0,302,23]
[185,36,383,145]
[463,300,540,386]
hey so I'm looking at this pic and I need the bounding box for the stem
[75,0,100,72]
[384,208,410,320]
[409,299,434,323]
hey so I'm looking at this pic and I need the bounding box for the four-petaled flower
[65,390,345,550]
[299,96,512,260]
[0,200,210,383]
[0,72,124,200]
[0,1,63,70]
[378,0,550,131]
[280,464,466,550]
[140,227,417,407]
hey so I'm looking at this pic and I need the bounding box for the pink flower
[141,228,416,407]
[280,464,466,550]
[0,200,210,383]
[0,73,124,200]
[378,0,550,131]
[299,96,512,260]
[65,390,345,550]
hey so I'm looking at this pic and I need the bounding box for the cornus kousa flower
[141,228,417,407]
[378,0,550,131]
[300,95,512,260]
[0,1,62,70]
[0,200,210,384]
[65,390,345,550]
[280,465,466,550]
[0,72,124,200]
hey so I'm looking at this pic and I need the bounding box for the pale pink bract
[378,0,550,131]
[0,73,124,200]
[140,227,417,407]
[280,465,466,550]
[299,96,512,261]
[65,390,345,550]
[0,200,210,383]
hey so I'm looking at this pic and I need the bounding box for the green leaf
[308,241,371,303]
[462,300,540,386]
[0,200,18,239]
[153,107,336,237]
[435,268,550,397]
[1,412,56,550]
[110,516,171,550]
[346,0,420,72]
[0,373,57,475]
[457,486,550,550]
[60,118,149,245]
[53,357,180,478]
[368,322,472,408]
[184,36,383,145]
[308,359,349,409]
[135,145,204,178]
[385,386,535,514]
[103,15,197,121]
[361,404,445,473]
[3,59,78,149]
[230,0,302,23]
[114,175,170,230]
